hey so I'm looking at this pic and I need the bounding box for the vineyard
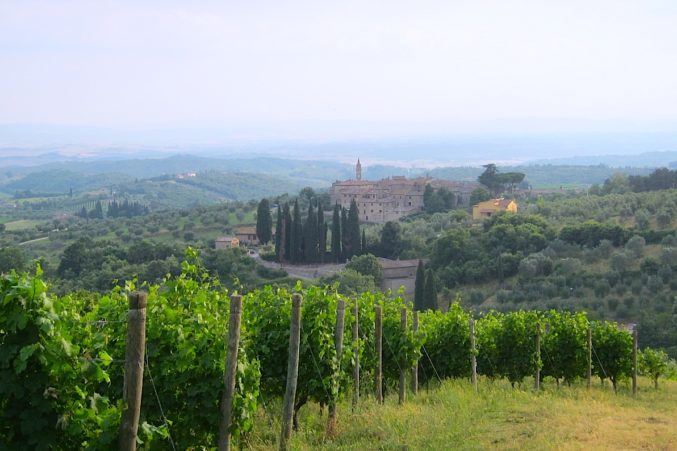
[1,253,673,450]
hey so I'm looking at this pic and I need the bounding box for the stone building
[329,159,478,223]
[215,236,239,249]
[378,257,420,298]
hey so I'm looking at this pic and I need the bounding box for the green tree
[304,203,318,263]
[290,200,302,263]
[414,260,425,311]
[256,198,273,244]
[274,204,283,259]
[639,348,671,389]
[331,204,342,263]
[423,268,438,311]
[343,199,360,259]
[317,205,326,263]
[470,187,491,205]
[346,253,383,284]
[591,321,633,392]
[0,246,26,273]
[379,221,402,259]
[478,164,501,194]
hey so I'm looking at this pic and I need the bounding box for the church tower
[356,158,362,181]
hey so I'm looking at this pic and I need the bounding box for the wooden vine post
[119,292,148,451]
[632,327,638,396]
[375,305,383,404]
[399,307,407,405]
[327,300,346,436]
[279,293,302,451]
[534,323,541,391]
[352,302,359,410]
[411,311,419,395]
[218,295,243,451]
[469,318,478,393]
[587,326,592,389]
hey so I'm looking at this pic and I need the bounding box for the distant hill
[530,151,677,168]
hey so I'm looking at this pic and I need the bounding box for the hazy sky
[2,0,677,142]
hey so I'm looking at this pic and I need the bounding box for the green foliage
[419,303,471,383]
[591,321,633,391]
[639,348,672,388]
[379,221,403,259]
[541,311,589,384]
[346,254,383,285]
[381,297,423,391]
[0,268,121,450]
[256,199,272,245]
[0,246,26,272]
[470,187,492,205]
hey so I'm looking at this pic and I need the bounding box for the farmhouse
[215,236,239,250]
[472,198,518,220]
[378,257,420,298]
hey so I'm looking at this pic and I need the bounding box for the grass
[245,378,677,450]
[3,219,42,231]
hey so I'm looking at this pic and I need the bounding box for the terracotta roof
[377,258,420,269]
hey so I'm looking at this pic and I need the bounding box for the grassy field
[246,378,677,450]
[3,219,42,231]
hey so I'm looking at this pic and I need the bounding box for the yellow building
[472,198,518,220]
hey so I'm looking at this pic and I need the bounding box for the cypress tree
[331,204,342,262]
[361,229,366,255]
[414,260,425,311]
[317,205,326,263]
[305,203,318,263]
[341,207,349,261]
[290,200,302,263]
[256,198,273,244]
[423,269,438,311]
[344,199,360,259]
[275,205,282,260]
[283,202,292,262]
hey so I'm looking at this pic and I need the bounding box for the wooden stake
[375,305,383,404]
[352,302,359,410]
[279,293,302,451]
[119,292,148,451]
[534,324,541,391]
[587,326,592,389]
[327,300,346,436]
[411,311,419,395]
[218,295,243,451]
[399,307,407,405]
[470,318,478,393]
[632,327,638,396]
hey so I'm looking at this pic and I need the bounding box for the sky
[1,0,677,145]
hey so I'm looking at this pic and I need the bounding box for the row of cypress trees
[271,198,362,264]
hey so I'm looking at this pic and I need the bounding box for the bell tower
[356,158,362,181]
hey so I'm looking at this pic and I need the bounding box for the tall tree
[361,229,366,255]
[414,260,425,311]
[344,199,360,260]
[256,198,273,244]
[423,269,438,311]
[317,205,326,263]
[283,202,292,262]
[290,200,302,263]
[340,207,349,261]
[331,204,342,263]
[304,203,318,263]
[380,221,402,259]
[275,205,283,260]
